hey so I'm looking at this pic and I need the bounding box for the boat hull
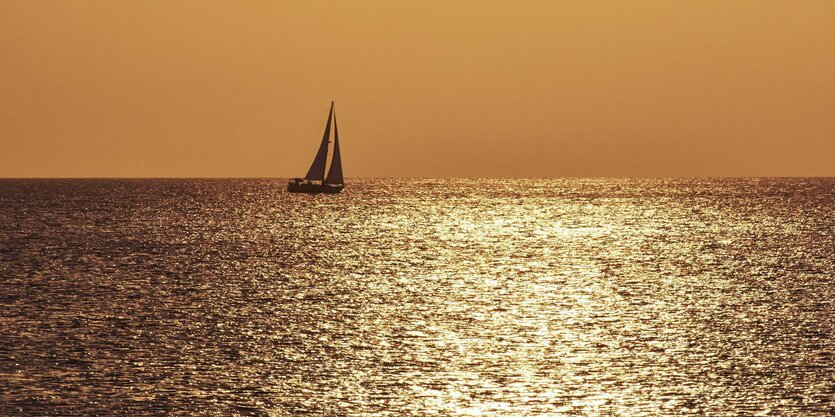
[287,181,344,194]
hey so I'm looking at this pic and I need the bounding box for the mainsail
[304,102,333,181]
[325,110,343,184]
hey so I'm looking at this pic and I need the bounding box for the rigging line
[324,106,335,178]
[294,133,319,179]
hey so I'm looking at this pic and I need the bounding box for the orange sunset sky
[1,1,833,178]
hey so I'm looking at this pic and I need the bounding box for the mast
[325,106,343,185]
[304,102,333,181]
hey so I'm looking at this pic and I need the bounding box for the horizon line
[1,176,833,180]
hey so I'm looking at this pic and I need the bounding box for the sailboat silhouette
[288,102,344,194]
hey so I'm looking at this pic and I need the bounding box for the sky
[1,1,833,177]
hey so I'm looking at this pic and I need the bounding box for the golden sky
[1,1,833,177]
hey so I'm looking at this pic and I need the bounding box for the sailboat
[288,101,344,194]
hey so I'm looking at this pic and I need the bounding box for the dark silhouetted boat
[288,101,344,194]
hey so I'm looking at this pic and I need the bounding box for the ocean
[1,178,833,416]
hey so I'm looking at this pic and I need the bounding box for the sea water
[1,178,833,416]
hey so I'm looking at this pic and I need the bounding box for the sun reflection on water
[0,178,832,415]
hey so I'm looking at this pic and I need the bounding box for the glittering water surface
[1,178,833,416]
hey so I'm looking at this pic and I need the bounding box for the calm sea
[1,178,833,416]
